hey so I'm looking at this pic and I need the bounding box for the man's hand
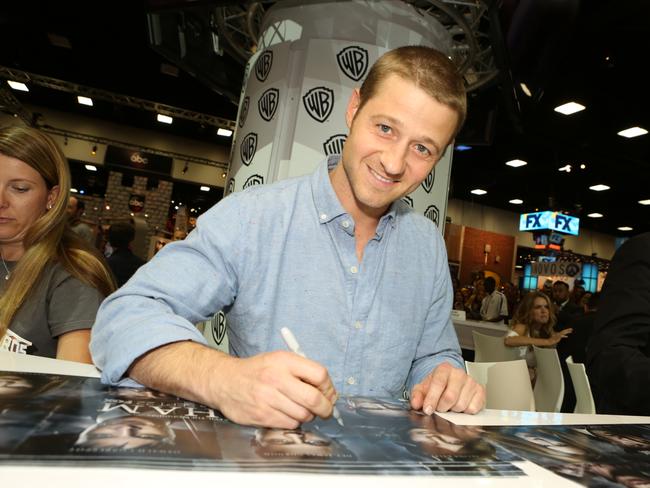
[410,362,485,414]
[129,342,338,430]
[215,350,338,428]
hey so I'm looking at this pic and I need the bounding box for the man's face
[334,74,458,217]
[77,416,173,449]
[552,283,569,303]
[67,196,80,220]
[0,374,33,395]
[409,428,464,454]
[256,429,332,457]
[591,429,650,448]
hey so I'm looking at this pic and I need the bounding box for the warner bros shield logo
[239,96,250,128]
[323,134,347,156]
[240,133,257,166]
[303,87,335,123]
[244,174,264,189]
[211,311,227,345]
[421,168,435,193]
[425,205,440,227]
[255,50,273,82]
[226,178,235,195]
[401,195,414,208]
[258,88,279,122]
[336,46,369,82]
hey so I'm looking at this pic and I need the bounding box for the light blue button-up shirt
[91,156,463,397]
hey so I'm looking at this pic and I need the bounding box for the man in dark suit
[587,232,650,415]
[553,280,583,331]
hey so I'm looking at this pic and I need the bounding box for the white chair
[472,330,521,362]
[566,356,596,414]
[465,359,536,411]
[533,345,564,412]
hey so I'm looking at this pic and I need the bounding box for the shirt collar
[311,155,399,229]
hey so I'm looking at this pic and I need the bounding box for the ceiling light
[157,114,173,124]
[217,128,233,137]
[554,102,586,115]
[618,226,633,231]
[7,80,28,92]
[509,199,523,204]
[77,96,93,106]
[639,199,650,205]
[85,164,97,171]
[470,189,487,195]
[70,188,78,193]
[558,164,572,172]
[91,145,97,155]
[200,186,210,192]
[587,213,603,218]
[519,82,532,97]
[455,144,472,151]
[580,163,586,169]
[505,159,527,167]
[618,126,648,138]
[589,184,610,191]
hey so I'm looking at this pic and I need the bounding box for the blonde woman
[504,291,572,381]
[0,126,114,362]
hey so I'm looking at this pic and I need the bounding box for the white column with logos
[204,0,458,350]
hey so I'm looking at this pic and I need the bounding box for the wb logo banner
[425,205,440,227]
[303,86,334,123]
[239,96,250,128]
[255,50,273,82]
[226,178,235,195]
[240,133,257,166]
[402,196,414,208]
[258,88,279,122]
[323,134,347,156]
[244,174,264,188]
[211,311,227,346]
[336,46,369,82]
[421,169,435,193]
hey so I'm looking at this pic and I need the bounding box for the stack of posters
[0,370,519,476]
[2,370,650,487]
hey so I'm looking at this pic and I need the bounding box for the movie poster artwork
[0,371,521,476]
[482,425,650,487]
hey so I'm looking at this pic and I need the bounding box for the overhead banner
[530,260,582,277]
[105,146,172,177]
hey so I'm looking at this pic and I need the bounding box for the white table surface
[2,351,648,487]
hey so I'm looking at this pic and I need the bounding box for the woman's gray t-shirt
[1,261,104,358]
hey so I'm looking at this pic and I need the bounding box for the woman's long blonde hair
[511,291,556,338]
[0,126,115,340]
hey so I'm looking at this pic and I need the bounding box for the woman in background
[504,291,572,381]
[0,126,115,362]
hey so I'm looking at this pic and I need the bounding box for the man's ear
[345,88,361,128]
[47,185,60,209]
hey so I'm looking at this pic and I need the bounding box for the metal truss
[40,126,229,170]
[0,66,236,130]
[213,0,499,92]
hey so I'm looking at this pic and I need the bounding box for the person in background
[91,46,485,429]
[0,126,115,362]
[504,291,572,382]
[552,280,582,331]
[541,278,554,299]
[587,232,650,415]
[106,222,145,287]
[66,195,95,245]
[480,276,508,323]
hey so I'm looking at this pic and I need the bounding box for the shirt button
[320,213,327,220]
[347,376,356,385]
[350,266,358,274]
[354,321,363,329]
[342,220,350,228]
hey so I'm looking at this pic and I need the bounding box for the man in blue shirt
[91,46,485,428]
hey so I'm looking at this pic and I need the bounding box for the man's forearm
[128,340,233,408]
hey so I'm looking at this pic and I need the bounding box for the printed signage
[530,260,582,277]
[519,211,580,235]
[105,146,172,177]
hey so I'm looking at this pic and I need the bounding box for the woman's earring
[47,203,52,210]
